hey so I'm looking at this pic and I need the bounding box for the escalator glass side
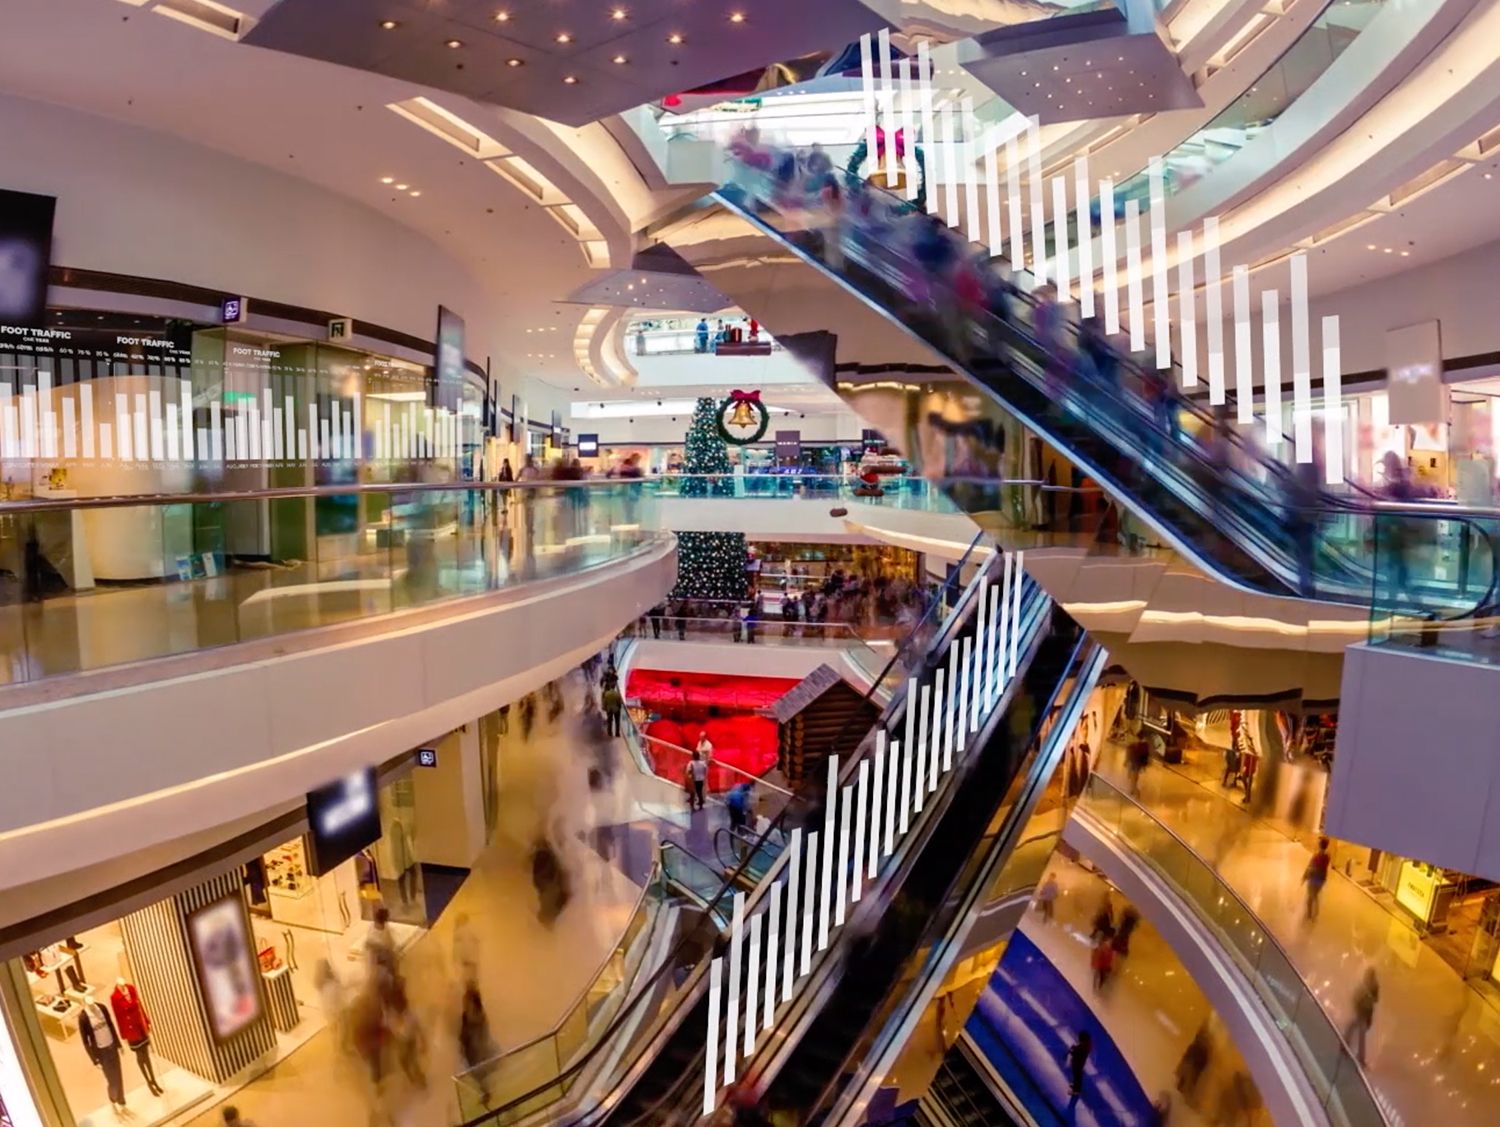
[1367,508,1500,663]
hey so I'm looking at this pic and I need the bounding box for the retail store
[0,763,429,1126]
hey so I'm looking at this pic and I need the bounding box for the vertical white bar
[888,739,904,847]
[1028,117,1046,283]
[114,392,131,461]
[1234,266,1254,424]
[284,395,296,463]
[1010,551,1025,679]
[1051,177,1070,302]
[1125,200,1144,352]
[99,422,113,461]
[1205,217,1226,405]
[61,397,76,460]
[852,760,870,904]
[0,385,13,460]
[1290,253,1313,461]
[1322,316,1344,485]
[1100,180,1119,334]
[1149,158,1171,370]
[181,381,194,463]
[38,373,54,458]
[165,403,180,461]
[81,384,95,460]
[260,389,273,461]
[871,733,887,872]
[308,403,319,461]
[784,827,802,1000]
[408,404,418,459]
[1075,156,1094,318]
[352,392,363,461]
[958,636,973,749]
[859,34,878,168]
[989,582,1005,705]
[1263,290,1283,447]
[997,554,1013,691]
[943,645,960,769]
[704,959,721,1116]
[744,913,762,1057]
[928,672,943,792]
[209,400,223,463]
[382,403,392,461]
[940,101,959,227]
[918,40,938,217]
[297,427,308,461]
[898,43,918,200]
[765,883,782,1030]
[985,144,1003,256]
[801,831,818,976]
[819,757,838,951]
[1177,230,1198,388]
[725,892,744,1085]
[1006,134,1024,268]
[271,406,284,461]
[835,785,852,926]
[901,678,917,833]
[20,384,39,458]
[235,410,249,464]
[914,686,931,813]
[134,392,150,463]
[224,411,236,463]
[877,29,898,185]
[148,389,164,461]
[320,416,331,462]
[962,98,981,244]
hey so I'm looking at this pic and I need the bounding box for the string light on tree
[674,396,749,601]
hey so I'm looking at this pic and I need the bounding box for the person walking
[1175,1023,1213,1105]
[221,1109,258,1127]
[1221,741,1242,788]
[1089,891,1115,941]
[648,602,666,639]
[725,782,753,834]
[1090,935,1116,992]
[685,750,709,811]
[1036,872,1059,923]
[674,599,688,640]
[1303,836,1333,920]
[1344,966,1380,1065]
[1066,1030,1092,1102]
[602,682,624,738]
[1112,906,1141,958]
[1126,732,1151,798]
[458,980,498,1100]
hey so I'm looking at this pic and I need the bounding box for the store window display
[109,979,161,1097]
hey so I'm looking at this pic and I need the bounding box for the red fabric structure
[628,669,796,792]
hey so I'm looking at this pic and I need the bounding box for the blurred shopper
[726,781,754,834]
[686,751,709,811]
[602,681,624,738]
[1220,740,1241,788]
[1126,731,1151,797]
[1344,966,1380,1065]
[497,458,514,483]
[387,977,427,1089]
[367,906,397,977]
[675,599,688,640]
[221,1108,258,1127]
[530,835,571,926]
[1303,837,1333,921]
[458,980,497,1100]
[696,317,710,354]
[1112,906,1141,958]
[517,455,541,482]
[1089,891,1115,941]
[1066,1030,1092,1101]
[1175,1023,1213,1105]
[648,601,666,639]
[452,913,480,983]
[1036,872,1060,923]
[1090,934,1116,991]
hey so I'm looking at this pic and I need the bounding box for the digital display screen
[186,894,262,1042]
[577,433,599,457]
[434,305,465,414]
[305,767,380,876]
[0,188,56,329]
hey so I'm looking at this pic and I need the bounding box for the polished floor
[1093,740,1500,1127]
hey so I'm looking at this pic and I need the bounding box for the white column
[1149,157,1170,370]
[765,883,782,1030]
[853,760,870,903]
[801,831,818,976]
[725,891,745,1085]
[785,827,803,999]
[1263,289,1283,447]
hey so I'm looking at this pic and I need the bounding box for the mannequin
[110,978,163,1097]
[78,1000,126,1113]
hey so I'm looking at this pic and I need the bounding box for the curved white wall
[0,541,675,905]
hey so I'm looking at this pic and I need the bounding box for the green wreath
[845,140,926,214]
[716,395,771,446]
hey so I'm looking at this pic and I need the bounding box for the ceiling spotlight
[611,6,628,19]
[445,39,463,49]
[395,183,409,190]
[556,32,572,44]
[729,11,746,22]
[1366,244,1376,250]
[379,19,399,30]
[494,9,510,20]
[613,54,628,64]
[1400,251,1410,257]
[667,32,684,44]
[1487,172,1495,180]
[380,176,394,184]
[506,57,525,67]
[409,190,422,197]
[563,74,579,84]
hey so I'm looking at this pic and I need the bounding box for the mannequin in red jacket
[110,979,164,1096]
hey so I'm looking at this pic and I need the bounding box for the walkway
[1093,741,1500,1127]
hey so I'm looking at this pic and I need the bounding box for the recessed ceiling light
[667,32,684,44]
[1487,172,1495,180]
[494,9,510,20]
[380,176,394,184]
[563,75,579,84]
[1383,247,1393,253]
[613,54,628,64]
[611,6,628,19]
[506,57,524,67]
[556,32,572,44]
[445,39,463,49]
[1366,244,1376,250]
[379,19,399,30]
[729,11,746,22]
[1400,251,1410,257]
[395,183,409,190]
[409,190,421,197]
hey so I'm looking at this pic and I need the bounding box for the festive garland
[845,140,926,214]
[716,391,771,446]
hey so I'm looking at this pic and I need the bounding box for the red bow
[874,126,906,161]
[729,389,762,403]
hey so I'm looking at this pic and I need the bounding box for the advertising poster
[434,305,465,414]
[0,188,56,329]
[187,895,262,1042]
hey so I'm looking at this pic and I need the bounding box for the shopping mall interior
[3,1,1500,1125]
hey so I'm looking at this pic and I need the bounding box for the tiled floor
[1094,742,1500,1127]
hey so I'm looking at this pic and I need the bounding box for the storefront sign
[416,748,438,768]
[0,188,55,330]
[1395,860,1439,922]
[1386,321,1443,425]
[775,429,801,465]
[305,768,381,875]
[327,316,353,342]
[577,433,599,457]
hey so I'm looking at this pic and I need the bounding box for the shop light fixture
[494,9,510,21]
[380,176,394,184]
[409,190,422,197]
[506,57,525,67]
[667,32,684,45]
[379,19,399,30]
[445,38,463,49]
[556,32,573,44]
[563,75,579,84]
[611,7,628,20]
[395,183,409,190]
[613,54,628,64]
[729,11,746,22]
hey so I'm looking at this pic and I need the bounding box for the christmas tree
[674,396,749,600]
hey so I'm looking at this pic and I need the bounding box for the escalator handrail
[459,537,999,1126]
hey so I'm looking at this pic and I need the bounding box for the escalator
[919,1037,1025,1127]
[663,156,1500,616]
